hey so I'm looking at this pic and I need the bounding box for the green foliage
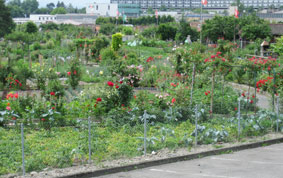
[112,33,123,51]
[270,36,283,56]
[202,16,238,42]
[51,7,67,15]
[25,21,38,34]
[100,47,118,65]
[202,14,271,42]
[99,23,116,35]
[40,23,59,31]
[122,26,134,35]
[96,15,175,26]
[157,23,177,41]
[176,18,199,43]
[0,0,15,37]
[141,26,157,38]
[67,59,81,89]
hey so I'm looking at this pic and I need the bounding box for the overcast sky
[38,0,94,8]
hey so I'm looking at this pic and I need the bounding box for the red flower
[50,92,55,96]
[19,83,22,87]
[235,107,238,111]
[7,103,10,106]
[121,104,125,107]
[134,95,137,99]
[14,93,18,99]
[115,85,119,89]
[107,81,114,87]
[67,72,71,76]
[41,118,45,121]
[172,98,176,104]
[207,91,210,94]
[73,70,77,75]
[205,92,208,96]
[12,117,17,120]
[52,107,55,110]
[119,81,123,84]
[170,83,176,87]
[250,100,254,104]
[96,98,102,102]
[252,95,255,98]
[241,93,245,97]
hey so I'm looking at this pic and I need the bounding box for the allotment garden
[1,15,283,176]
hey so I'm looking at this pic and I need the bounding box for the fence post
[88,116,92,164]
[238,99,241,139]
[195,105,198,147]
[144,110,147,156]
[21,123,25,176]
[254,71,257,114]
[190,63,196,106]
[276,96,280,132]
[273,68,276,112]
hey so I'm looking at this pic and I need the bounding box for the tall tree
[8,4,25,17]
[56,1,65,8]
[21,0,39,16]
[46,2,55,10]
[51,7,67,15]
[0,0,15,37]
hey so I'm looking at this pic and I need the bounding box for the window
[108,5,110,10]
[39,17,41,20]
[96,5,98,10]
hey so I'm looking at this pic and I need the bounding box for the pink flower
[50,92,55,96]
[6,106,11,111]
[67,72,71,76]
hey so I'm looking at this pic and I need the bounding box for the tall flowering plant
[67,59,81,89]
[203,51,231,116]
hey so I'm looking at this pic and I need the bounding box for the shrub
[100,47,118,65]
[67,59,81,89]
[112,33,123,51]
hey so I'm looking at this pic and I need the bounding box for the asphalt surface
[97,143,283,178]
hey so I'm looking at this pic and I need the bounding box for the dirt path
[229,82,272,110]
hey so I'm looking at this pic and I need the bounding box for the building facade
[110,0,283,9]
[86,3,118,17]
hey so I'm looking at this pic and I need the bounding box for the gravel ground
[3,133,283,178]
[229,82,271,110]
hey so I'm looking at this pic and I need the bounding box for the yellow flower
[99,71,103,75]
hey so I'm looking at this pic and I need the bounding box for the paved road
[97,143,283,178]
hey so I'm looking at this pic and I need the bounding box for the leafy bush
[112,33,123,51]
[67,59,81,89]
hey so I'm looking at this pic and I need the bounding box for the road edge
[59,136,283,178]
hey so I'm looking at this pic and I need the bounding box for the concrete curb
[59,137,283,178]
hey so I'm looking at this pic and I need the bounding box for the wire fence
[2,96,282,177]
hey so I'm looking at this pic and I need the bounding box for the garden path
[229,82,271,110]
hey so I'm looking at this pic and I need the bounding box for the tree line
[7,0,86,18]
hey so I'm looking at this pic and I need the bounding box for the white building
[29,14,57,25]
[86,0,118,17]
[13,18,30,25]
